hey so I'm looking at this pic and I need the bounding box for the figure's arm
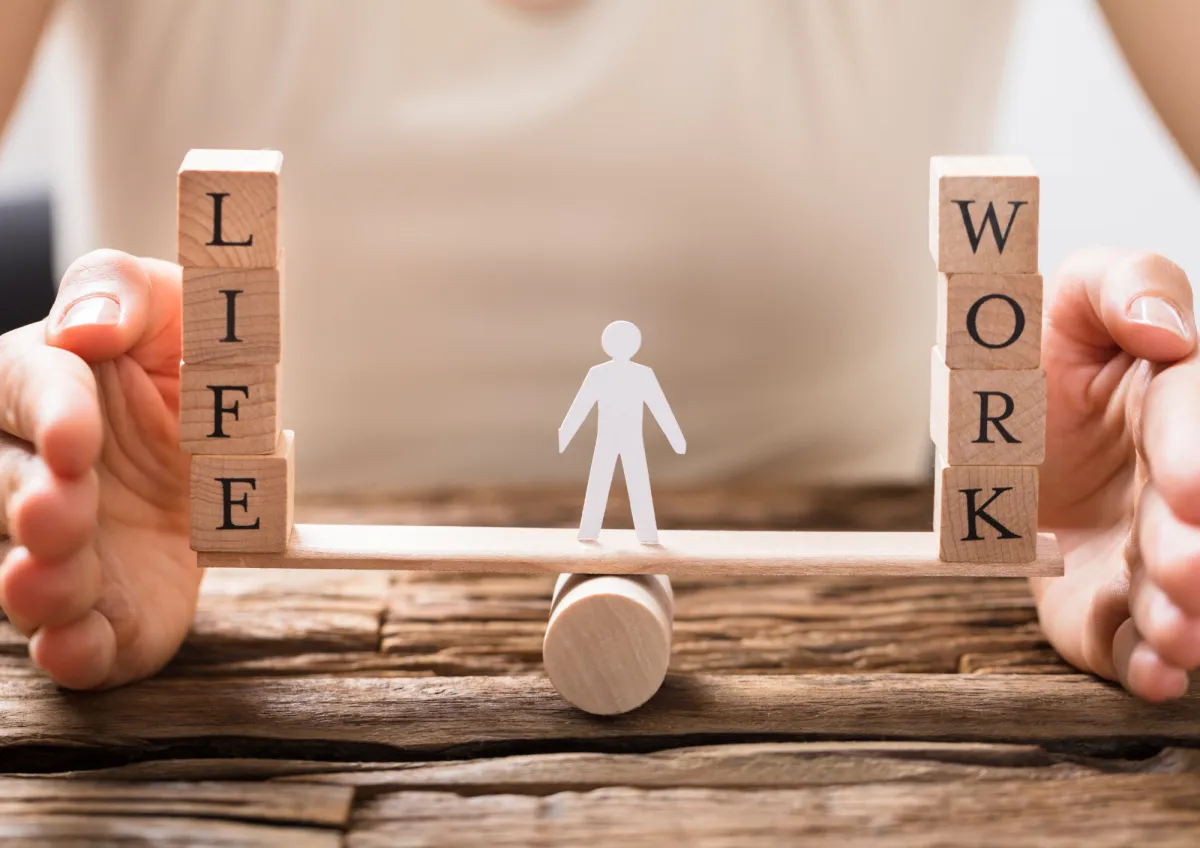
[0,0,53,141]
[1100,0,1200,172]
[558,367,599,453]
[644,369,686,454]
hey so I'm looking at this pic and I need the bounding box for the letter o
[966,293,1025,350]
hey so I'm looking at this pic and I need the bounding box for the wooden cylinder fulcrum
[542,573,674,715]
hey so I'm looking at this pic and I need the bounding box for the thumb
[1048,248,1196,365]
[45,249,182,374]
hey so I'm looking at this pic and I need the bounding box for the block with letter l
[178,148,282,269]
[190,430,295,553]
[935,456,1038,563]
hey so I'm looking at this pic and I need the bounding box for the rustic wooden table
[2,483,1199,846]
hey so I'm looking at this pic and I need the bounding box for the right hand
[0,249,201,689]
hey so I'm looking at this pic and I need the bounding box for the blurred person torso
[52,0,1015,493]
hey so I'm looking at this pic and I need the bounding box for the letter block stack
[929,156,1044,562]
[178,149,295,553]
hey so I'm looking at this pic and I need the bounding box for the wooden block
[178,149,282,269]
[935,457,1038,563]
[182,265,281,365]
[179,363,280,455]
[930,156,1038,273]
[196,525,1064,577]
[543,573,673,715]
[190,430,295,553]
[937,273,1042,370]
[930,347,1045,466]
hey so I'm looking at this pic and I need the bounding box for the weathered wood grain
[0,816,339,847]
[348,776,1200,847]
[0,778,351,826]
[16,742,1193,785]
[271,742,1200,793]
[2,675,1199,758]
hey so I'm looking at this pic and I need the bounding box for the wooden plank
[0,816,339,847]
[347,776,1200,847]
[273,742,1200,792]
[3,675,1199,753]
[22,743,1197,785]
[199,526,1063,577]
[0,778,352,826]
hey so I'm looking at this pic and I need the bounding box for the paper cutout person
[559,320,686,544]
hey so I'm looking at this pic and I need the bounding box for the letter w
[953,200,1027,254]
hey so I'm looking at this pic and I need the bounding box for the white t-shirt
[53,0,1016,493]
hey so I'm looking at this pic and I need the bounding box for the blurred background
[2,0,1197,320]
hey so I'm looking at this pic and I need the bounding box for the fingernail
[1127,296,1190,340]
[59,295,120,329]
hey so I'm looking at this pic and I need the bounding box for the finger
[1,436,98,561]
[1141,348,1200,524]
[0,545,101,633]
[1112,617,1190,703]
[1130,566,1200,669]
[0,335,100,479]
[1138,482,1200,616]
[1048,249,1195,362]
[46,250,183,376]
[29,608,116,690]
[1030,532,1130,682]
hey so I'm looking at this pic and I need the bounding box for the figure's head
[601,320,641,361]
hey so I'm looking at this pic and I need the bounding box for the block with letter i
[930,155,1044,563]
[179,149,294,554]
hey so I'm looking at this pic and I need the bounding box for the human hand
[1034,248,1199,702]
[0,249,200,689]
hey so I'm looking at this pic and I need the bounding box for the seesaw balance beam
[197,526,1063,577]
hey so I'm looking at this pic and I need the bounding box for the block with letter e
[190,431,295,553]
[935,457,1037,563]
[930,156,1038,274]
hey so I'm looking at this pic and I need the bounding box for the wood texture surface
[936,272,1042,370]
[182,265,282,365]
[178,149,282,269]
[179,362,281,455]
[3,674,1200,749]
[930,155,1039,274]
[190,430,295,552]
[198,525,1063,576]
[935,460,1039,562]
[347,777,1200,847]
[929,346,1046,466]
[2,482,1193,845]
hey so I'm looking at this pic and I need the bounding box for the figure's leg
[578,443,619,541]
[622,444,659,544]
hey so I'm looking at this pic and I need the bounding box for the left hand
[1034,248,1199,702]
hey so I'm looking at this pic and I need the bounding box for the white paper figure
[559,320,686,544]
